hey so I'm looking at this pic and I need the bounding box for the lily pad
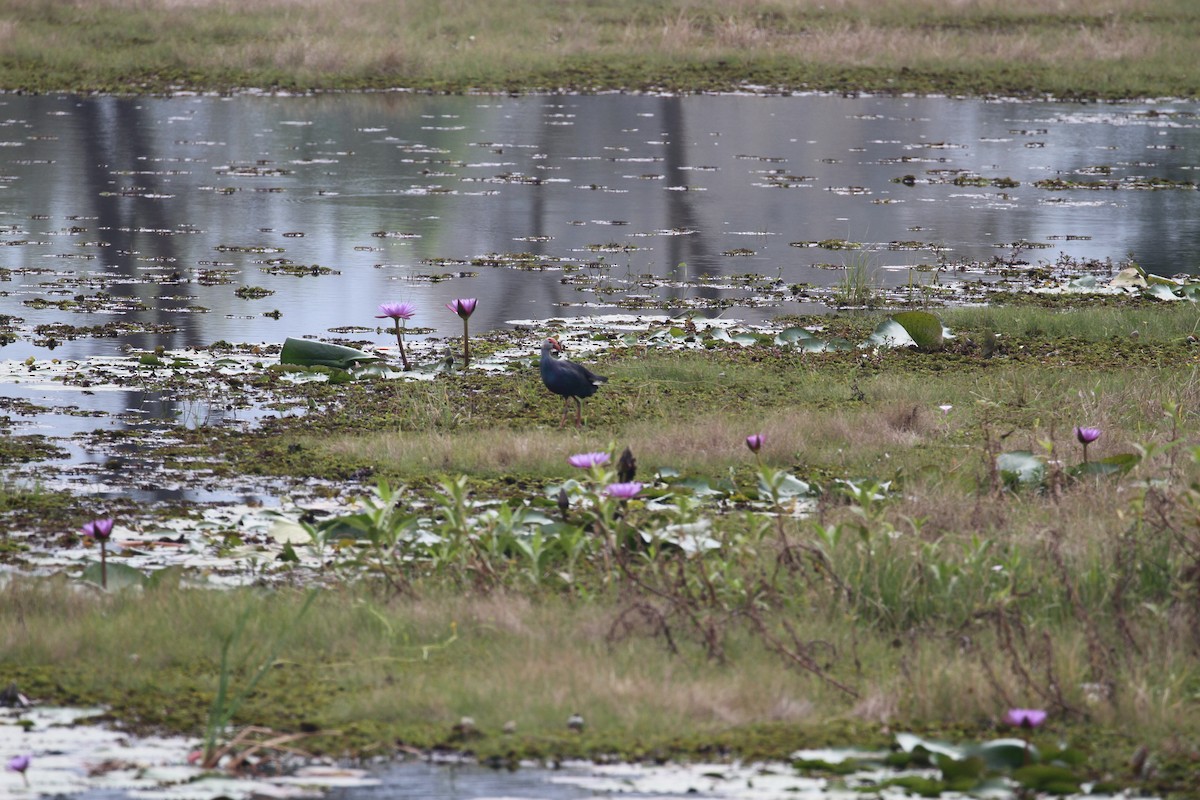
[866,318,917,349]
[1069,453,1139,478]
[775,326,819,345]
[80,562,147,591]
[891,310,945,351]
[279,337,379,369]
[1144,284,1180,301]
[997,451,1045,487]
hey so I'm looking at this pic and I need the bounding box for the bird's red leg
[575,397,584,427]
[560,397,569,428]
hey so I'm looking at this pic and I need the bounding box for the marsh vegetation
[0,0,1198,97]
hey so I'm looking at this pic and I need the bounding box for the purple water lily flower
[81,518,114,540]
[7,754,30,785]
[568,452,610,469]
[82,518,114,590]
[376,301,416,370]
[605,482,643,499]
[376,301,416,321]
[745,433,765,454]
[1075,426,1101,463]
[446,298,477,368]
[1002,708,1047,728]
[446,298,477,319]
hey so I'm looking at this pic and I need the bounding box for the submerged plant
[81,517,114,589]
[376,301,416,371]
[446,298,477,368]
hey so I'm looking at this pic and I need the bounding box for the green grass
[0,0,1197,96]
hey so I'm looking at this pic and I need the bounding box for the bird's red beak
[550,338,564,353]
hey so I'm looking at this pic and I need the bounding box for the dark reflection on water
[0,92,1196,364]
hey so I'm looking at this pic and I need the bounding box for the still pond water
[0,92,1197,499]
[0,91,1197,365]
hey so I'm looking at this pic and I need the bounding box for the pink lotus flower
[568,452,609,469]
[1002,708,1047,728]
[605,482,643,499]
[745,433,765,453]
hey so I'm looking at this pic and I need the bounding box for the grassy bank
[5,302,1200,794]
[0,0,1197,97]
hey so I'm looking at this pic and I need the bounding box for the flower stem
[462,318,471,368]
[100,540,108,590]
[393,321,410,371]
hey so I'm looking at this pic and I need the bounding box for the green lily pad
[867,318,917,349]
[1144,284,1180,301]
[775,326,818,345]
[80,562,147,591]
[974,738,1039,770]
[279,337,380,369]
[997,451,1045,486]
[1069,453,1139,477]
[1109,267,1147,288]
[758,472,813,499]
[892,310,945,351]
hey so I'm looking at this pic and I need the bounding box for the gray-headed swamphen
[540,337,607,427]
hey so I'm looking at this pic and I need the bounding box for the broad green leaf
[892,310,945,351]
[1144,284,1180,301]
[997,451,1045,486]
[867,318,917,349]
[758,472,812,499]
[1012,764,1081,791]
[80,562,147,591]
[1069,453,1139,478]
[896,732,965,761]
[709,328,733,342]
[677,477,724,496]
[936,753,985,784]
[1109,267,1146,288]
[1066,275,1099,290]
[775,326,818,345]
[1178,284,1200,302]
[823,337,856,352]
[1143,271,1181,287]
[279,337,379,369]
[268,518,312,544]
[974,738,1040,770]
[730,332,759,346]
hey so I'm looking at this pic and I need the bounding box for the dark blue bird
[540,337,607,427]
